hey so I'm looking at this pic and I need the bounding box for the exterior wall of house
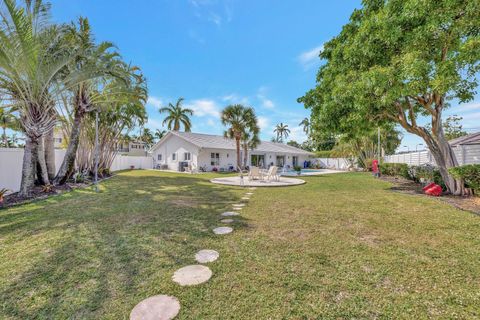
[197,148,237,171]
[151,134,200,170]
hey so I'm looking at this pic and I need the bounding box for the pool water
[281,169,325,176]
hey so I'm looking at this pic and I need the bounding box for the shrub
[449,165,480,193]
[379,163,410,179]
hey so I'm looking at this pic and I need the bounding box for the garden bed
[380,175,480,215]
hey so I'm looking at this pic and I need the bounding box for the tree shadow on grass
[0,172,250,318]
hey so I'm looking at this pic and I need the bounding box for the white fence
[311,158,353,170]
[0,148,153,192]
[384,144,480,166]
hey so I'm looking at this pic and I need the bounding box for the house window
[184,152,191,161]
[292,156,298,166]
[172,153,177,161]
[158,154,162,161]
[210,153,220,166]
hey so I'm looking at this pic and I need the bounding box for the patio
[210,176,306,187]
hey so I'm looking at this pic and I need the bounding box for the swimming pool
[280,169,328,176]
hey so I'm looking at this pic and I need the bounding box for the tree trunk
[235,137,241,170]
[2,126,7,146]
[44,128,56,181]
[54,109,84,185]
[36,135,50,185]
[243,143,248,168]
[19,136,39,197]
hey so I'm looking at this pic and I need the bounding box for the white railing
[0,148,153,192]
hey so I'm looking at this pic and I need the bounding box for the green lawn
[1,170,479,319]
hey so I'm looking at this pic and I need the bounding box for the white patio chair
[248,166,261,180]
[263,166,279,182]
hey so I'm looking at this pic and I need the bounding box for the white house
[150,131,313,172]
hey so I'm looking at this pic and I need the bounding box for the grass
[1,170,479,319]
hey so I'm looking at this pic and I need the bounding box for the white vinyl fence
[383,144,480,166]
[311,157,354,170]
[0,148,153,193]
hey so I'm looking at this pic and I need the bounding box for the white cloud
[186,99,220,117]
[298,45,324,70]
[222,93,249,105]
[147,96,163,109]
[207,118,216,126]
[456,102,480,112]
[145,117,164,130]
[287,126,308,143]
[257,87,275,109]
[257,116,270,131]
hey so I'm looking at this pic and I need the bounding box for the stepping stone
[221,211,239,217]
[241,197,250,200]
[130,295,180,320]
[233,203,245,207]
[213,226,233,235]
[172,265,212,286]
[221,218,234,223]
[245,192,254,195]
[249,187,257,190]
[232,207,242,211]
[195,249,219,263]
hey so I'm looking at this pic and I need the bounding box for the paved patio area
[210,176,306,187]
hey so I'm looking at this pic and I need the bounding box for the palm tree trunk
[44,128,56,181]
[19,136,39,197]
[243,143,248,168]
[2,126,7,146]
[54,109,83,185]
[36,135,50,185]
[235,138,241,170]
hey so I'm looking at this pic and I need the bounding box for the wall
[0,148,152,192]
[151,134,199,171]
[311,158,353,170]
[383,144,480,166]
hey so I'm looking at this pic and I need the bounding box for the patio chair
[248,166,262,181]
[262,166,279,182]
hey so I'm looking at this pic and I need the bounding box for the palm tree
[154,129,167,141]
[299,118,310,135]
[221,104,259,169]
[0,0,93,195]
[242,129,260,168]
[274,123,291,143]
[0,107,18,147]
[159,98,193,131]
[140,128,155,148]
[55,17,126,185]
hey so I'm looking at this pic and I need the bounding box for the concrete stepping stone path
[232,207,242,211]
[233,203,245,207]
[245,192,254,195]
[130,295,180,320]
[220,218,234,223]
[221,211,239,217]
[195,249,219,263]
[241,197,250,200]
[213,226,233,235]
[172,265,212,286]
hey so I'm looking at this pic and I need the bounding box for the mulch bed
[0,175,114,209]
[380,175,480,215]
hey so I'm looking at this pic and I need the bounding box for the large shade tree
[299,0,480,195]
[221,104,259,170]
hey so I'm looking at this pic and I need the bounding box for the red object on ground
[422,183,436,192]
[372,159,379,174]
[424,183,442,196]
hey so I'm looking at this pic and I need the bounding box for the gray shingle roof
[153,131,313,155]
[449,132,480,146]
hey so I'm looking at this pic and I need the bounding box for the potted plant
[293,165,302,176]
[0,188,9,206]
[130,165,135,170]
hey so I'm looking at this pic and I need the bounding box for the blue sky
[49,0,480,150]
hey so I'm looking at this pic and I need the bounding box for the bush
[379,163,411,179]
[449,164,480,193]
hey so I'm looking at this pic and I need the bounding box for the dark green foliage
[379,163,410,179]
[449,165,480,193]
[315,150,333,158]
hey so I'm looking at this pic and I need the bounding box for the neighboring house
[115,140,148,156]
[53,130,66,149]
[150,131,313,172]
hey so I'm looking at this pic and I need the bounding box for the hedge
[379,163,411,179]
[449,164,480,193]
